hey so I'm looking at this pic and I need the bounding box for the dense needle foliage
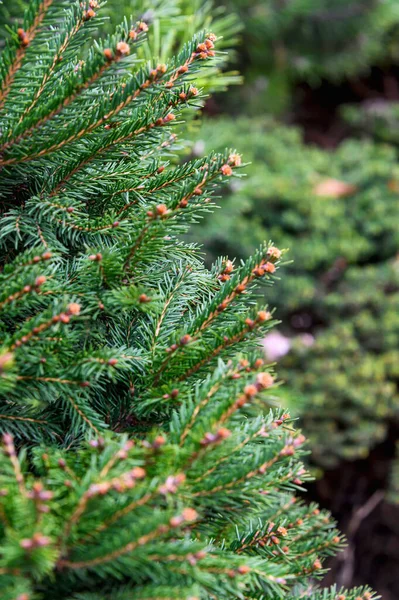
[0,2,378,599]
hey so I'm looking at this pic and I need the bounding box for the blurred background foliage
[219,0,399,115]
[188,117,399,470]
[1,0,399,596]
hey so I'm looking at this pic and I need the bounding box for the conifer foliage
[0,2,377,599]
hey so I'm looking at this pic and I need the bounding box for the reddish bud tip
[220,164,233,176]
[35,275,46,287]
[67,303,81,315]
[263,262,276,274]
[84,8,96,20]
[156,204,168,216]
[237,565,250,575]
[244,384,258,398]
[116,41,130,56]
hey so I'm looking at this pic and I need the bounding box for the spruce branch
[0,0,54,110]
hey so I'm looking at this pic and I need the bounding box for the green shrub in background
[221,0,399,114]
[189,116,399,468]
[343,100,399,144]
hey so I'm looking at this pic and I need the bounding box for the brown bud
[35,275,46,287]
[253,267,265,277]
[263,262,276,274]
[182,507,198,522]
[228,153,241,167]
[139,294,151,303]
[271,536,280,545]
[116,41,130,56]
[256,372,274,389]
[237,565,250,574]
[257,310,271,322]
[227,569,236,578]
[67,303,81,315]
[223,260,234,274]
[244,384,258,398]
[235,283,246,294]
[153,435,166,448]
[103,48,113,60]
[84,8,96,19]
[163,113,176,123]
[156,204,168,216]
[267,246,282,259]
[217,427,231,440]
[131,466,146,479]
[220,164,233,176]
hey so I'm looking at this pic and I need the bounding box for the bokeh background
[1,0,398,597]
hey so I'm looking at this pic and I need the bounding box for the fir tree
[0,2,378,599]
